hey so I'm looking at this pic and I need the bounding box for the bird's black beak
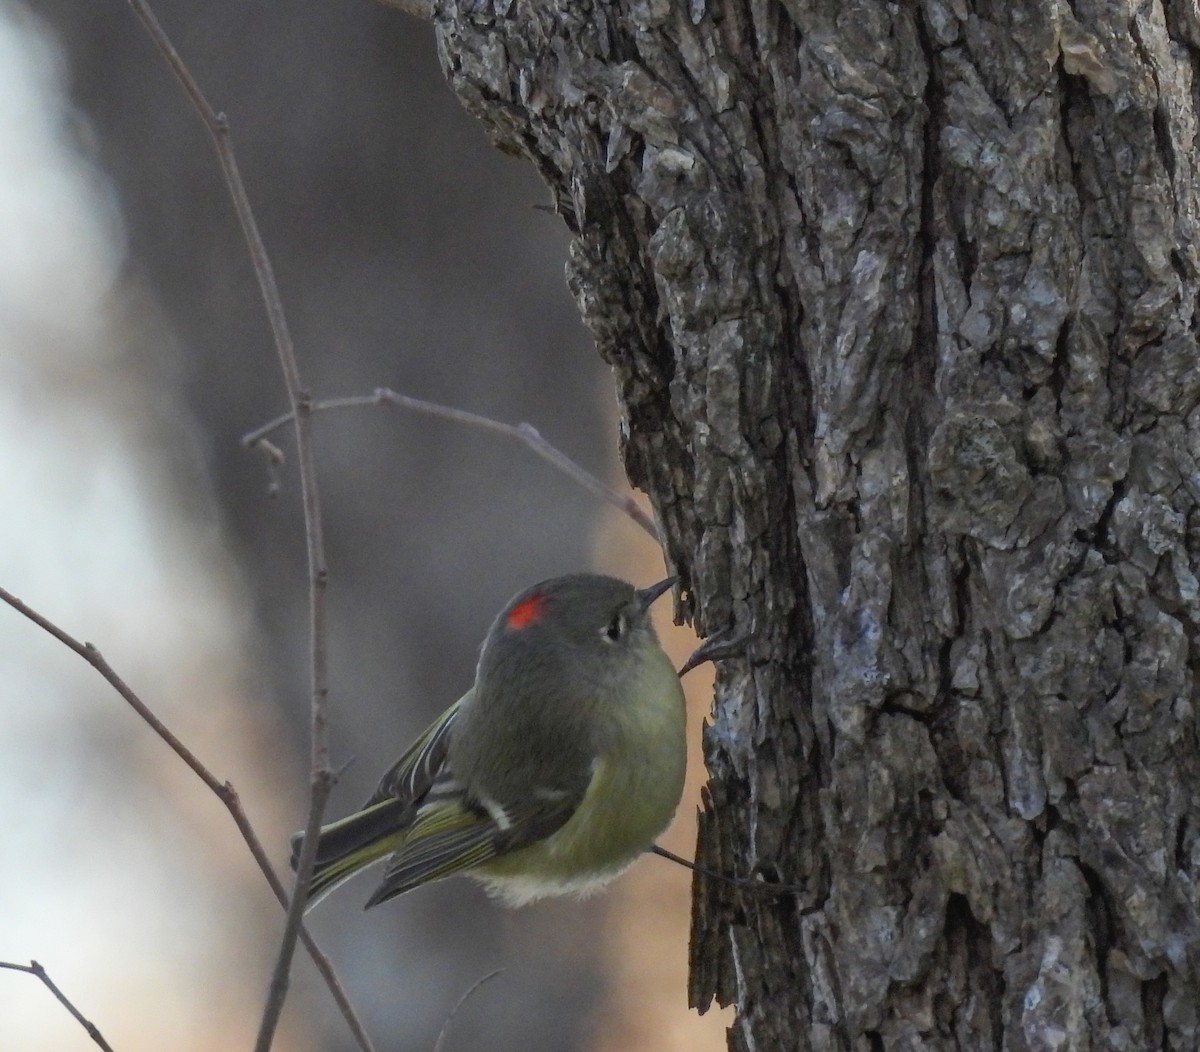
[637,576,677,611]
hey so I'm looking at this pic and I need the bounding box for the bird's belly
[477,654,686,906]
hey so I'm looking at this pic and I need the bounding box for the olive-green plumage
[289,573,686,909]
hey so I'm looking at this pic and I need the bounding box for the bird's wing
[363,699,461,808]
[290,702,460,883]
[363,779,586,907]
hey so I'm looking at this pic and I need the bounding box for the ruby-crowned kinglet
[290,573,685,908]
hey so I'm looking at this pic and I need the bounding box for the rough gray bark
[434,2,1200,1049]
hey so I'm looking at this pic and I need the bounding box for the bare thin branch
[0,585,375,1052]
[432,970,502,1052]
[0,960,115,1052]
[0,584,219,793]
[242,388,661,540]
[120,3,334,1048]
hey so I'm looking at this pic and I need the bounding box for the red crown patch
[506,592,546,630]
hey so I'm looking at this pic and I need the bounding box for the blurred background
[0,1,729,1049]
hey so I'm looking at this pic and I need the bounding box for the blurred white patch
[0,6,122,346]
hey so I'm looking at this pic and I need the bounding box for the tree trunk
[434,2,1200,1048]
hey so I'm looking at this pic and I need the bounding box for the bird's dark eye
[603,614,625,642]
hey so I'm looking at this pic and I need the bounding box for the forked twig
[0,585,373,1052]
[242,388,661,541]
[120,3,335,1050]
[0,961,115,1052]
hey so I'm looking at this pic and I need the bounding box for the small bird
[290,573,686,909]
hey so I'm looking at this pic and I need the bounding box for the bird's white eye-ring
[603,613,625,642]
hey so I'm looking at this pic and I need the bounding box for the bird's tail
[289,798,409,909]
